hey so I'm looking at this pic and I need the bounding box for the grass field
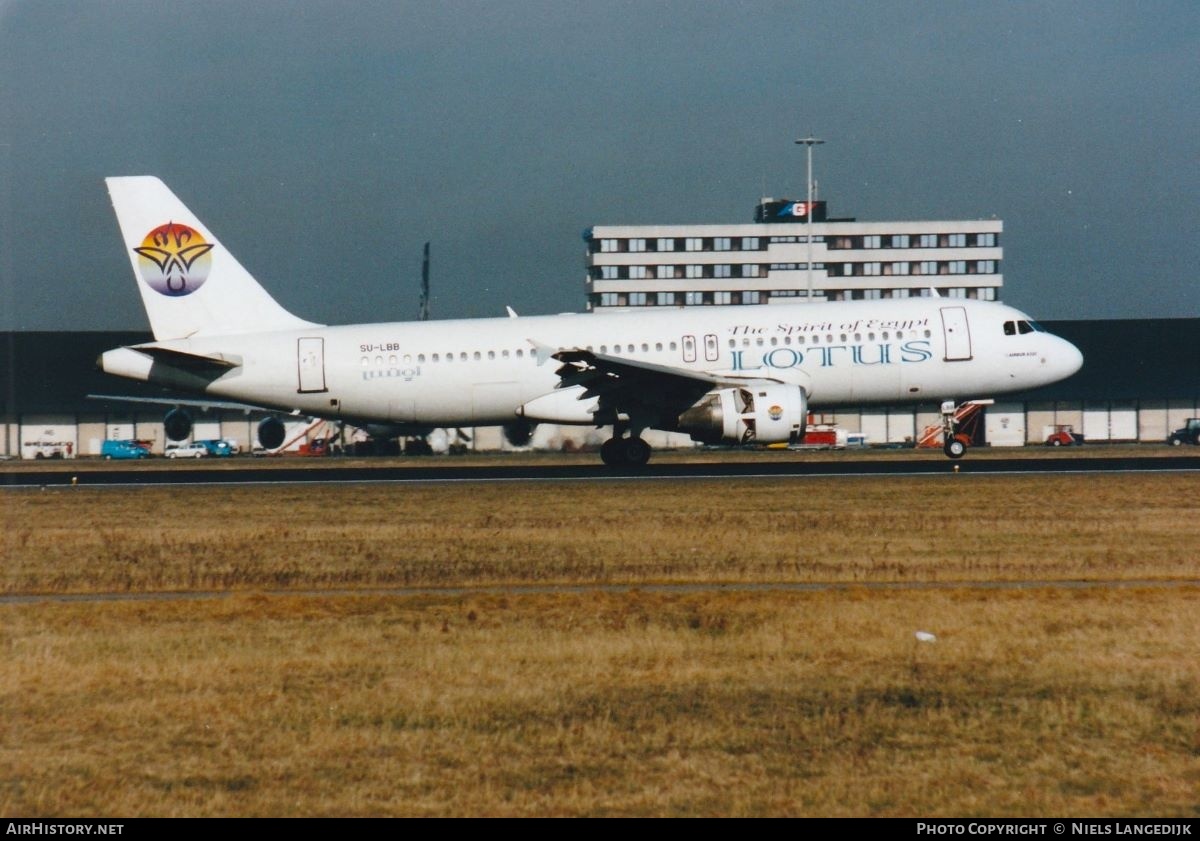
[2,473,1198,816]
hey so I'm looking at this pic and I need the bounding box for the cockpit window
[1018,321,1034,335]
[1003,321,1016,336]
[1028,320,1047,333]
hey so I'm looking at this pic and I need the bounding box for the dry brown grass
[2,589,1198,816]
[2,473,1198,816]
[2,475,1197,594]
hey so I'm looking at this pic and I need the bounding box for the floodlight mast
[794,134,824,301]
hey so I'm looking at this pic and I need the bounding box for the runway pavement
[4,453,1198,487]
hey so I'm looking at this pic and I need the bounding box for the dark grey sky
[1,0,1196,330]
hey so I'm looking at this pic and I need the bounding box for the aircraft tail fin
[106,176,320,340]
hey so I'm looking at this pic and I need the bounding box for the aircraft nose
[1056,337,1084,379]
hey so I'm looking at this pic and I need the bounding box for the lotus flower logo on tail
[134,222,214,296]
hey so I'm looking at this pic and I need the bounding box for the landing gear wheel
[600,438,621,466]
[1051,439,1062,447]
[944,438,967,459]
[600,436,652,467]
[621,437,651,467]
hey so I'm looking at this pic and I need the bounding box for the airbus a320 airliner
[98,177,1083,465]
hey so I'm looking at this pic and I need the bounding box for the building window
[890,234,910,248]
[684,291,704,305]
[863,235,882,249]
[599,292,619,306]
[975,233,996,247]
[685,264,704,278]
[599,238,620,253]
[714,291,732,305]
[741,237,760,251]
[714,237,732,251]
[891,288,910,298]
[685,237,704,252]
[628,238,646,252]
[657,237,676,252]
[829,236,853,250]
[980,287,997,301]
[656,265,676,279]
[741,264,761,278]
[918,234,937,248]
[864,289,882,300]
[946,233,967,247]
[948,261,967,274]
[743,290,761,305]
[918,261,938,275]
[713,264,732,278]
[657,292,676,306]
[629,292,647,305]
[885,261,910,275]
[863,262,882,276]
[599,265,619,280]
[948,287,967,298]
[976,260,996,274]
[628,265,649,279]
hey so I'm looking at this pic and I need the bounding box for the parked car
[1045,424,1084,446]
[165,442,208,459]
[195,439,236,457]
[100,439,150,460]
[1167,418,1200,446]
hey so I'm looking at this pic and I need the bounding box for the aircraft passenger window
[1018,321,1034,334]
[897,331,904,340]
[742,338,750,347]
[770,337,778,346]
[854,334,862,342]
[418,354,426,363]
[840,334,847,342]
[600,345,607,353]
[826,334,833,343]
[516,349,523,358]
[473,352,481,361]
[432,354,439,362]
[360,357,368,366]
[487,351,495,360]
[868,333,876,341]
[502,350,509,358]
[389,355,397,365]
[404,355,412,364]
[755,338,764,347]
[655,343,663,352]
[641,343,648,353]
[670,342,677,351]
[446,354,453,363]
[784,336,791,345]
[924,329,931,338]
[460,353,467,361]
[375,356,383,366]
[627,344,635,353]
[881,332,888,340]
[728,339,736,348]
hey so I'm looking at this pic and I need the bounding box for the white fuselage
[105,297,1082,428]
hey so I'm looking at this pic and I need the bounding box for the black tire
[622,437,652,467]
[599,438,621,466]
[944,439,967,459]
[1169,438,1182,446]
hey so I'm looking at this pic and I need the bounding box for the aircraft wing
[86,393,290,414]
[548,347,783,426]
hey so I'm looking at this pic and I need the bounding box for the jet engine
[675,384,806,446]
[257,416,286,450]
[163,408,193,442]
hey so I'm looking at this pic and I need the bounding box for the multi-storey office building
[585,198,1003,311]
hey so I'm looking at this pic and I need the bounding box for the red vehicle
[1045,424,1084,446]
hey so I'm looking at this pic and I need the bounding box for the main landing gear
[600,422,652,467]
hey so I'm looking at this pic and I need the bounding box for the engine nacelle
[163,408,193,442]
[676,384,807,446]
[257,417,286,450]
